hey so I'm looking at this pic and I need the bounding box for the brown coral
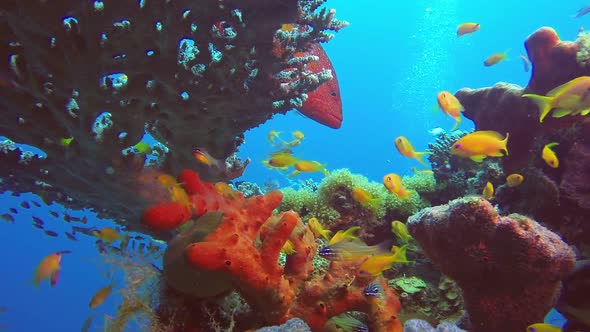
[407,197,576,332]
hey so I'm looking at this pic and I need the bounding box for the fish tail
[522,94,553,122]
[414,151,430,166]
[502,133,510,156]
[451,117,461,131]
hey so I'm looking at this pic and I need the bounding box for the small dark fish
[20,201,31,209]
[65,232,78,241]
[44,230,59,237]
[32,216,44,225]
[31,201,41,208]
[575,5,590,18]
[8,208,17,214]
[364,282,384,297]
[50,211,59,218]
[96,240,107,254]
[0,214,14,223]
[81,314,95,332]
[32,223,45,229]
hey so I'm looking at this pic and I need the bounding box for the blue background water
[0,0,582,330]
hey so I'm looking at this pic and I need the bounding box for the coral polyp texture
[146,170,403,331]
[407,197,576,332]
[0,0,347,235]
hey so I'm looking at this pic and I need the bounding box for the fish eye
[193,148,201,153]
[455,143,461,149]
[387,176,391,181]
[331,92,337,96]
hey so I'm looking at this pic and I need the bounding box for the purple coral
[407,197,575,332]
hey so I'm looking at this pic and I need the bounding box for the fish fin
[321,229,333,241]
[546,142,560,149]
[288,170,301,178]
[551,108,572,118]
[547,77,588,96]
[392,244,410,263]
[581,109,590,116]
[343,226,361,238]
[451,117,461,131]
[470,155,486,162]
[522,94,553,122]
[414,151,430,166]
[50,269,60,287]
[502,132,509,156]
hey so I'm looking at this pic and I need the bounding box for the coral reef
[403,319,465,332]
[0,0,346,236]
[256,318,311,332]
[279,169,430,244]
[407,197,576,332]
[146,170,403,331]
[235,181,263,198]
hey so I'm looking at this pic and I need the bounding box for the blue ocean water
[0,0,584,330]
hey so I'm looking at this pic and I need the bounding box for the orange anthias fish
[457,22,480,37]
[383,173,411,200]
[522,76,590,122]
[192,148,223,168]
[265,150,299,168]
[484,50,509,67]
[89,283,115,308]
[394,136,429,166]
[93,227,123,243]
[289,160,329,177]
[451,131,509,162]
[437,91,464,130]
[32,251,71,287]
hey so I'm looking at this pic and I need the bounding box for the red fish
[298,44,343,129]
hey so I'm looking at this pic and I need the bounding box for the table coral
[144,169,403,331]
[0,0,346,237]
[407,197,576,332]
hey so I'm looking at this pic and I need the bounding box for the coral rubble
[146,170,403,331]
[407,197,576,332]
[0,0,346,236]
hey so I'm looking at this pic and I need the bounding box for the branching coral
[0,0,346,237]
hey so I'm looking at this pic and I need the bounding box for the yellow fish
[268,130,281,143]
[59,137,74,147]
[457,22,480,37]
[192,148,222,168]
[542,142,559,168]
[391,220,412,243]
[484,50,509,67]
[320,239,390,261]
[89,283,115,308]
[506,173,524,187]
[526,323,562,332]
[437,91,464,130]
[358,244,410,276]
[412,167,434,175]
[292,130,304,140]
[451,131,509,162]
[32,251,70,287]
[482,182,494,200]
[523,76,590,122]
[383,173,411,200]
[307,217,332,240]
[266,150,299,168]
[329,226,361,245]
[133,142,151,154]
[394,136,429,166]
[280,240,296,255]
[351,187,380,210]
[157,174,179,190]
[93,227,123,243]
[289,160,329,177]
[215,182,237,199]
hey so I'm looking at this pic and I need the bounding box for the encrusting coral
[0,0,347,237]
[407,196,576,332]
[142,169,403,331]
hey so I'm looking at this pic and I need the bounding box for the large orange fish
[298,44,343,129]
